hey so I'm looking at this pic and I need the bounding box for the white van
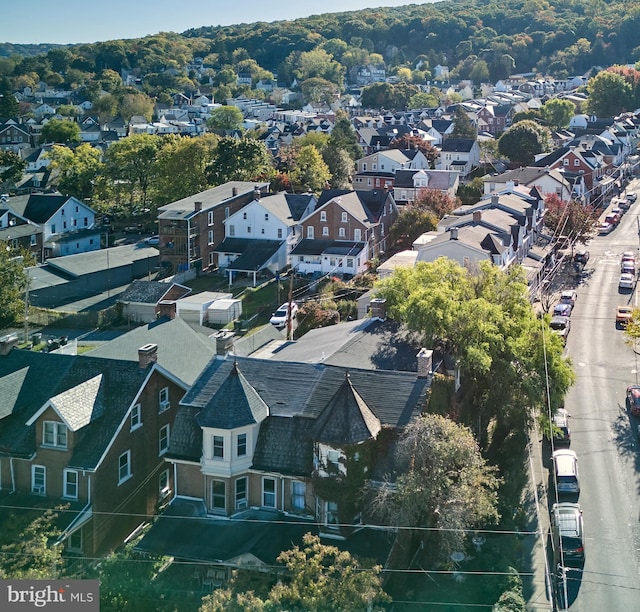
[552,449,580,494]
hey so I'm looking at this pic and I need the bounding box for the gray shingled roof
[118,280,177,305]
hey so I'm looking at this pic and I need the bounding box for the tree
[0,78,19,116]
[201,533,390,612]
[119,92,154,122]
[388,135,439,168]
[414,187,459,218]
[450,106,477,138]
[0,150,27,186]
[289,144,331,193]
[0,242,29,328]
[587,70,632,117]
[152,134,218,205]
[498,120,552,165]
[540,98,576,130]
[408,91,439,109]
[543,194,598,248]
[40,119,81,144]
[322,146,354,189]
[206,105,244,131]
[208,137,273,185]
[327,111,361,161]
[47,143,103,200]
[103,134,160,211]
[370,414,500,562]
[300,77,339,105]
[387,204,438,253]
[469,59,490,86]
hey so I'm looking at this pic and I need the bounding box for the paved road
[548,183,640,610]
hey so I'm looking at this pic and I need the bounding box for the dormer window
[43,421,67,449]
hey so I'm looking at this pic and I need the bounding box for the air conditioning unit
[159,400,170,412]
[236,500,247,510]
[33,485,45,495]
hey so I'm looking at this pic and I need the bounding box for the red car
[626,385,640,415]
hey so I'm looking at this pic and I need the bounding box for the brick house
[0,340,187,556]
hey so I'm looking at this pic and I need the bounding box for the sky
[1,1,426,45]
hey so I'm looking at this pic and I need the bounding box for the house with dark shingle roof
[117,280,192,323]
[436,137,480,177]
[0,339,187,556]
[139,353,429,569]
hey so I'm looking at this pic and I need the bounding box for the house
[436,138,480,177]
[0,198,43,263]
[353,148,431,190]
[6,193,100,258]
[136,352,430,569]
[23,144,54,173]
[482,166,572,200]
[117,280,192,323]
[156,181,270,274]
[0,339,187,556]
[393,168,460,204]
[216,191,316,282]
[0,119,32,154]
[475,104,513,135]
[295,188,398,275]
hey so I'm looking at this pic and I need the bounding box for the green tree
[206,105,244,131]
[289,144,331,193]
[370,413,500,562]
[409,91,439,109]
[103,133,160,211]
[40,119,81,144]
[296,48,345,86]
[202,533,390,612]
[498,120,552,165]
[208,137,273,185]
[587,69,633,117]
[322,146,354,189]
[0,243,29,328]
[327,111,361,160]
[469,59,490,86]
[387,204,438,253]
[47,143,104,200]
[540,98,576,130]
[92,93,119,123]
[450,106,477,138]
[0,150,27,186]
[152,134,218,206]
[300,77,340,105]
[0,78,19,116]
[119,92,154,122]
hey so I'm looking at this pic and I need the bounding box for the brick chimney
[215,330,235,358]
[473,210,482,222]
[491,194,500,205]
[232,187,238,196]
[369,298,387,320]
[416,348,433,378]
[194,201,202,212]
[138,343,158,368]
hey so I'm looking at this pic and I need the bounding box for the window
[208,211,214,226]
[277,228,282,239]
[32,465,46,495]
[118,450,132,484]
[346,258,354,267]
[341,212,347,223]
[354,229,362,241]
[75,205,79,213]
[72,219,77,227]
[322,227,329,236]
[63,221,67,229]
[209,251,215,267]
[67,529,82,552]
[43,421,67,449]
[212,480,226,511]
[64,469,78,499]
[338,227,345,238]
[30,235,37,246]
[264,213,269,221]
[326,501,338,526]
[291,481,305,511]
[130,404,142,430]
[263,477,276,508]
[208,230,214,245]
[243,212,247,219]
[61,209,65,216]
[307,226,314,239]
[235,477,247,509]
[237,433,247,457]
[320,211,327,221]
[51,224,56,233]
[563,159,569,166]
[247,226,251,233]
[229,225,235,236]
[574,159,580,166]
[159,424,170,456]
[159,387,170,412]
[224,207,230,218]
[159,469,170,498]
[261,228,265,234]
[213,435,224,459]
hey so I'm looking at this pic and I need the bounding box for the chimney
[491,194,500,205]
[194,201,202,212]
[416,348,433,378]
[369,298,387,320]
[215,330,235,358]
[450,227,458,240]
[0,333,19,356]
[472,210,481,222]
[138,343,158,368]
[254,186,261,200]
[232,187,238,197]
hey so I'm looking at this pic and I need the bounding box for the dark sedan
[626,385,640,416]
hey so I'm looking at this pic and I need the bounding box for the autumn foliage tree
[543,193,598,248]
[388,134,439,168]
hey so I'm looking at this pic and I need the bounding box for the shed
[175,291,233,326]
[207,298,243,325]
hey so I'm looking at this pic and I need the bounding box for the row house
[482,166,572,201]
[139,354,430,569]
[475,103,513,136]
[0,119,32,154]
[353,148,431,190]
[0,197,44,263]
[0,340,187,557]
[393,168,460,205]
[436,138,481,177]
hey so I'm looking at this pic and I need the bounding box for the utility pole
[23,275,30,344]
[286,273,294,341]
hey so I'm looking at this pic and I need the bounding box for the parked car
[621,251,635,265]
[598,222,613,235]
[621,261,636,276]
[611,206,624,219]
[145,235,160,246]
[550,316,571,343]
[619,273,635,290]
[616,305,634,326]
[269,302,299,329]
[626,385,640,416]
[605,212,620,225]
[573,250,589,265]
[552,408,571,445]
[551,502,585,562]
[551,449,580,494]
[554,302,573,317]
[627,191,638,203]
[560,290,578,306]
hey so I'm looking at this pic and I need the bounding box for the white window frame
[208,211,214,226]
[130,404,142,431]
[118,450,132,485]
[307,226,314,239]
[213,435,224,459]
[235,477,247,510]
[159,424,170,456]
[32,465,46,495]
[322,226,329,236]
[159,387,170,413]
[229,224,235,236]
[320,211,327,221]
[63,469,78,499]
[262,477,276,508]
[237,432,247,457]
[159,469,170,498]
[211,479,226,512]
[354,228,362,241]
[43,421,67,449]
[208,229,214,245]
[338,227,345,238]
[291,481,305,511]
[341,212,348,223]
